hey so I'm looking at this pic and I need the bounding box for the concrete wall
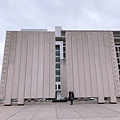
[0,31,55,105]
[1,30,120,105]
[66,31,119,103]
[61,59,67,97]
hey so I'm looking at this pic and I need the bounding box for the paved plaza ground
[0,100,120,120]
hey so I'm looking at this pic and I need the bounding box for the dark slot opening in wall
[56,45,60,50]
[58,85,61,89]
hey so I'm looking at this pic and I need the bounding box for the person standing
[70,91,74,105]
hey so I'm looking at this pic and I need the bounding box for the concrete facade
[66,31,119,103]
[0,27,120,105]
[0,31,55,105]
[61,59,67,97]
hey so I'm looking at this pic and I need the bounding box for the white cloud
[1,0,120,75]
[48,0,63,7]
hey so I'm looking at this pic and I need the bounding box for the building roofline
[62,30,120,32]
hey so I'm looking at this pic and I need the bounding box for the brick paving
[0,101,120,120]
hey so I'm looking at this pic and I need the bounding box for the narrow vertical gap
[81,32,86,97]
[24,32,30,99]
[92,32,98,97]
[30,32,34,99]
[23,32,28,104]
[43,32,45,98]
[37,32,40,98]
[97,32,104,98]
[71,32,74,92]
[93,32,100,100]
[76,32,80,97]
[49,33,50,98]
[17,32,23,103]
[87,32,92,97]
[36,33,39,99]
[23,33,27,98]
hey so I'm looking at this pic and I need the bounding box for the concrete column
[24,32,33,98]
[66,32,73,94]
[31,32,39,98]
[103,32,116,103]
[37,32,44,98]
[98,32,110,97]
[12,32,22,99]
[77,32,86,97]
[82,32,92,97]
[93,32,104,103]
[49,32,55,98]
[0,31,11,100]
[18,32,28,105]
[87,32,98,97]
[4,32,17,105]
[71,32,79,97]
[44,32,50,98]
[109,32,119,101]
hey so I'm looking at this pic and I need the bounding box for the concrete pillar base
[4,104,11,106]
[110,102,117,104]
[17,104,24,106]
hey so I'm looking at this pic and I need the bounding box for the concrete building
[0,26,120,105]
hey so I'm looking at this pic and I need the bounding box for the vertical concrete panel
[109,32,120,98]
[71,32,79,97]
[12,32,22,98]
[31,32,39,98]
[37,32,44,98]
[61,60,67,97]
[93,32,104,103]
[24,32,33,98]
[4,32,17,105]
[66,32,73,93]
[18,32,28,105]
[0,31,11,99]
[98,32,110,97]
[103,32,116,103]
[44,32,50,98]
[82,32,92,97]
[109,32,118,102]
[87,32,98,97]
[77,32,86,97]
[49,32,55,98]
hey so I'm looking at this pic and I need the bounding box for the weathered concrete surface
[0,101,120,120]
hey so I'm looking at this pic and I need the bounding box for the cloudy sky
[0,0,120,76]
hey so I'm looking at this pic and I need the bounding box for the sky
[0,0,120,77]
